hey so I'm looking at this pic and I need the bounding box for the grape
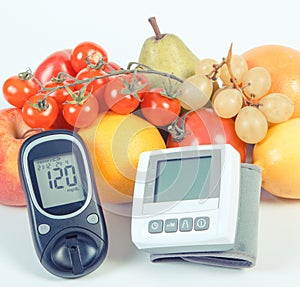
[176,74,213,110]
[195,58,219,78]
[235,106,268,144]
[212,81,220,95]
[242,67,271,101]
[211,87,225,104]
[213,87,243,118]
[220,54,248,86]
[259,93,294,123]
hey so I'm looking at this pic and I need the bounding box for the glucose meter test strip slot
[131,145,262,269]
[18,130,108,278]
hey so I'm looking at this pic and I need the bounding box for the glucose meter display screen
[33,153,85,209]
[154,156,216,202]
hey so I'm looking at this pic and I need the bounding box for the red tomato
[34,49,77,85]
[43,81,75,108]
[104,73,148,114]
[167,108,246,162]
[22,94,59,129]
[93,87,109,114]
[102,62,123,82]
[102,61,122,73]
[62,94,99,128]
[2,75,38,108]
[52,111,75,130]
[71,41,108,73]
[140,91,181,126]
[76,67,109,92]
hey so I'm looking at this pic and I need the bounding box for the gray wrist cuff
[150,163,262,269]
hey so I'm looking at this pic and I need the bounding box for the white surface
[1,0,300,285]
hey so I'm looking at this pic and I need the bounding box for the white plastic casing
[131,144,241,254]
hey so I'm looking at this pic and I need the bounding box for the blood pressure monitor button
[148,220,163,233]
[38,224,51,235]
[165,219,178,233]
[87,213,99,225]
[194,217,210,231]
[179,218,193,232]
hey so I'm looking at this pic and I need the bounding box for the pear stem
[148,17,164,40]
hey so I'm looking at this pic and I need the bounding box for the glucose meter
[18,129,108,278]
[131,144,241,254]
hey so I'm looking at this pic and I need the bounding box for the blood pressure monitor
[18,130,108,278]
[131,144,241,254]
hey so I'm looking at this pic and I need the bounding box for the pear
[138,17,200,88]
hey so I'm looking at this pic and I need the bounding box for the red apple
[0,108,40,206]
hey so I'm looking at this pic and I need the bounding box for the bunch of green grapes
[194,55,294,144]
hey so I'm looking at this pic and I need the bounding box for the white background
[1,0,300,286]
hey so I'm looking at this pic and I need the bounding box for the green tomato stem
[38,61,184,98]
[168,110,193,142]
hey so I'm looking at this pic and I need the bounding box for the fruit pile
[1,44,185,132]
[2,41,295,144]
[2,42,115,130]
[1,17,300,206]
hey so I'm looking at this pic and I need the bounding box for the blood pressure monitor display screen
[33,152,85,209]
[154,156,215,203]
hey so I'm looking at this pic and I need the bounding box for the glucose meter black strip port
[18,129,108,278]
[151,163,262,269]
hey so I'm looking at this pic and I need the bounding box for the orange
[242,44,300,117]
[78,112,166,203]
[253,118,300,199]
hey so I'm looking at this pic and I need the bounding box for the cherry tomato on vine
[102,61,122,74]
[140,90,181,126]
[52,111,75,131]
[71,41,108,73]
[102,62,123,82]
[104,73,149,114]
[2,75,39,108]
[43,81,75,108]
[22,93,59,129]
[76,67,109,93]
[167,107,246,162]
[34,49,76,85]
[62,94,99,128]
